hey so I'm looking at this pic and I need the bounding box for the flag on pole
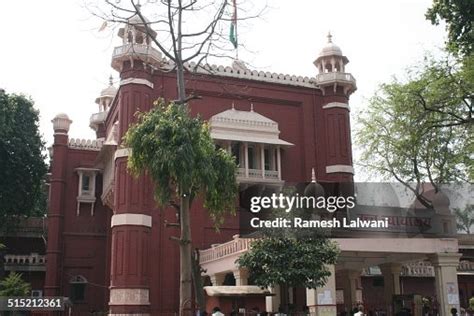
[229,0,238,49]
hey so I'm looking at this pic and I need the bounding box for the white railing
[200,236,254,264]
[236,168,280,181]
[401,262,435,277]
[4,253,46,265]
[113,43,162,63]
[315,72,356,85]
[459,260,474,272]
[265,170,279,179]
[248,168,261,178]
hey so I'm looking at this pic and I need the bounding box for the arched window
[69,275,87,302]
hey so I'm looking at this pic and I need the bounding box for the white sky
[0,0,447,177]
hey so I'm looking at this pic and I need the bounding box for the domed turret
[90,76,117,137]
[304,168,325,199]
[112,5,162,72]
[95,75,117,112]
[314,33,356,96]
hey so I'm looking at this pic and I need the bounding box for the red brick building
[44,14,355,315]
[40,13,472,316]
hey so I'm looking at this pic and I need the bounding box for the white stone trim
[120,78,154,89]
[69,138,103,151]
[114,148,131,160]
[109,288,150,305]
[322,102,350,111]
[326,165,354,174]
[111,214,152,228]
[160,60,319,89]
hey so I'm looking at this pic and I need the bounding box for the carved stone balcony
[237,167,282,185]
[4,253,46,272]
[112,43,162,71]
[200,235,253,265]
[89,111,108,131]
[315,72,357,94]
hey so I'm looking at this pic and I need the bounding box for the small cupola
[314,32,349,74]
[112,4,162,72]
[314,33,356,96]
[90,76,117,137]
[95,75,117,112]
[118,4,157,46]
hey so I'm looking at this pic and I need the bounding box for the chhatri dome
[314,32,349,73]
[319,32,343,57]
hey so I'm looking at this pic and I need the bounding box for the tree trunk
[180,194,193,316]
[192,249,206,314]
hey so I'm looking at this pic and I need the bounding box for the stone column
[233,268,249,286]
[340,269,360,312]
[210,274,226,286]
[306,265,337,316]
[45,114,72,296]
[380,263,402,316]
[429,253,462,316]
[108,149,153,315]
[266,286,281,313]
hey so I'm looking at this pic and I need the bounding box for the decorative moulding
[326,165,354,174]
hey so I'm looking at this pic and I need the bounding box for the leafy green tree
[238,236,339,286]
[426,0,474,56]
[0,272,31,296]
[454,204,474,233]
[356,54,472,207]
[237,189,339,313]
[0,90,47,231]
[124,99,238,314]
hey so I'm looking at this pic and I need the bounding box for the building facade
[41,13,469,316]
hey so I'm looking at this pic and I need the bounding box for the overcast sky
[0,0,447,176]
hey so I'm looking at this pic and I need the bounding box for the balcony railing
[200,236,253,264]
[4,253,46,272]
[401,262,435,277]
[90,111,108,130]
[315,72,356,86]
[112,43,162,65]
[236,167,281,183]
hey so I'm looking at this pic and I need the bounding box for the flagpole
[235,0,238,60]
[233,0,238,60]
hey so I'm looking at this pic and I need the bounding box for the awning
[204,286,273,297]
[211,133,293,147]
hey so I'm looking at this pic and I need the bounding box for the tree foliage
[454,204,474,234]
[0,272,31,296]
[237,187,339,297]
[237,236,339,289]
[125,99,237,313]
[124,99,238,225]
[0,90,47,231]
[356,54,473,207]
[426,0,474,56]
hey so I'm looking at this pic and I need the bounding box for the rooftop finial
[250,103,254,112]
[311,168,316,183]
[327,32,333,43]
[109,75,113,86]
